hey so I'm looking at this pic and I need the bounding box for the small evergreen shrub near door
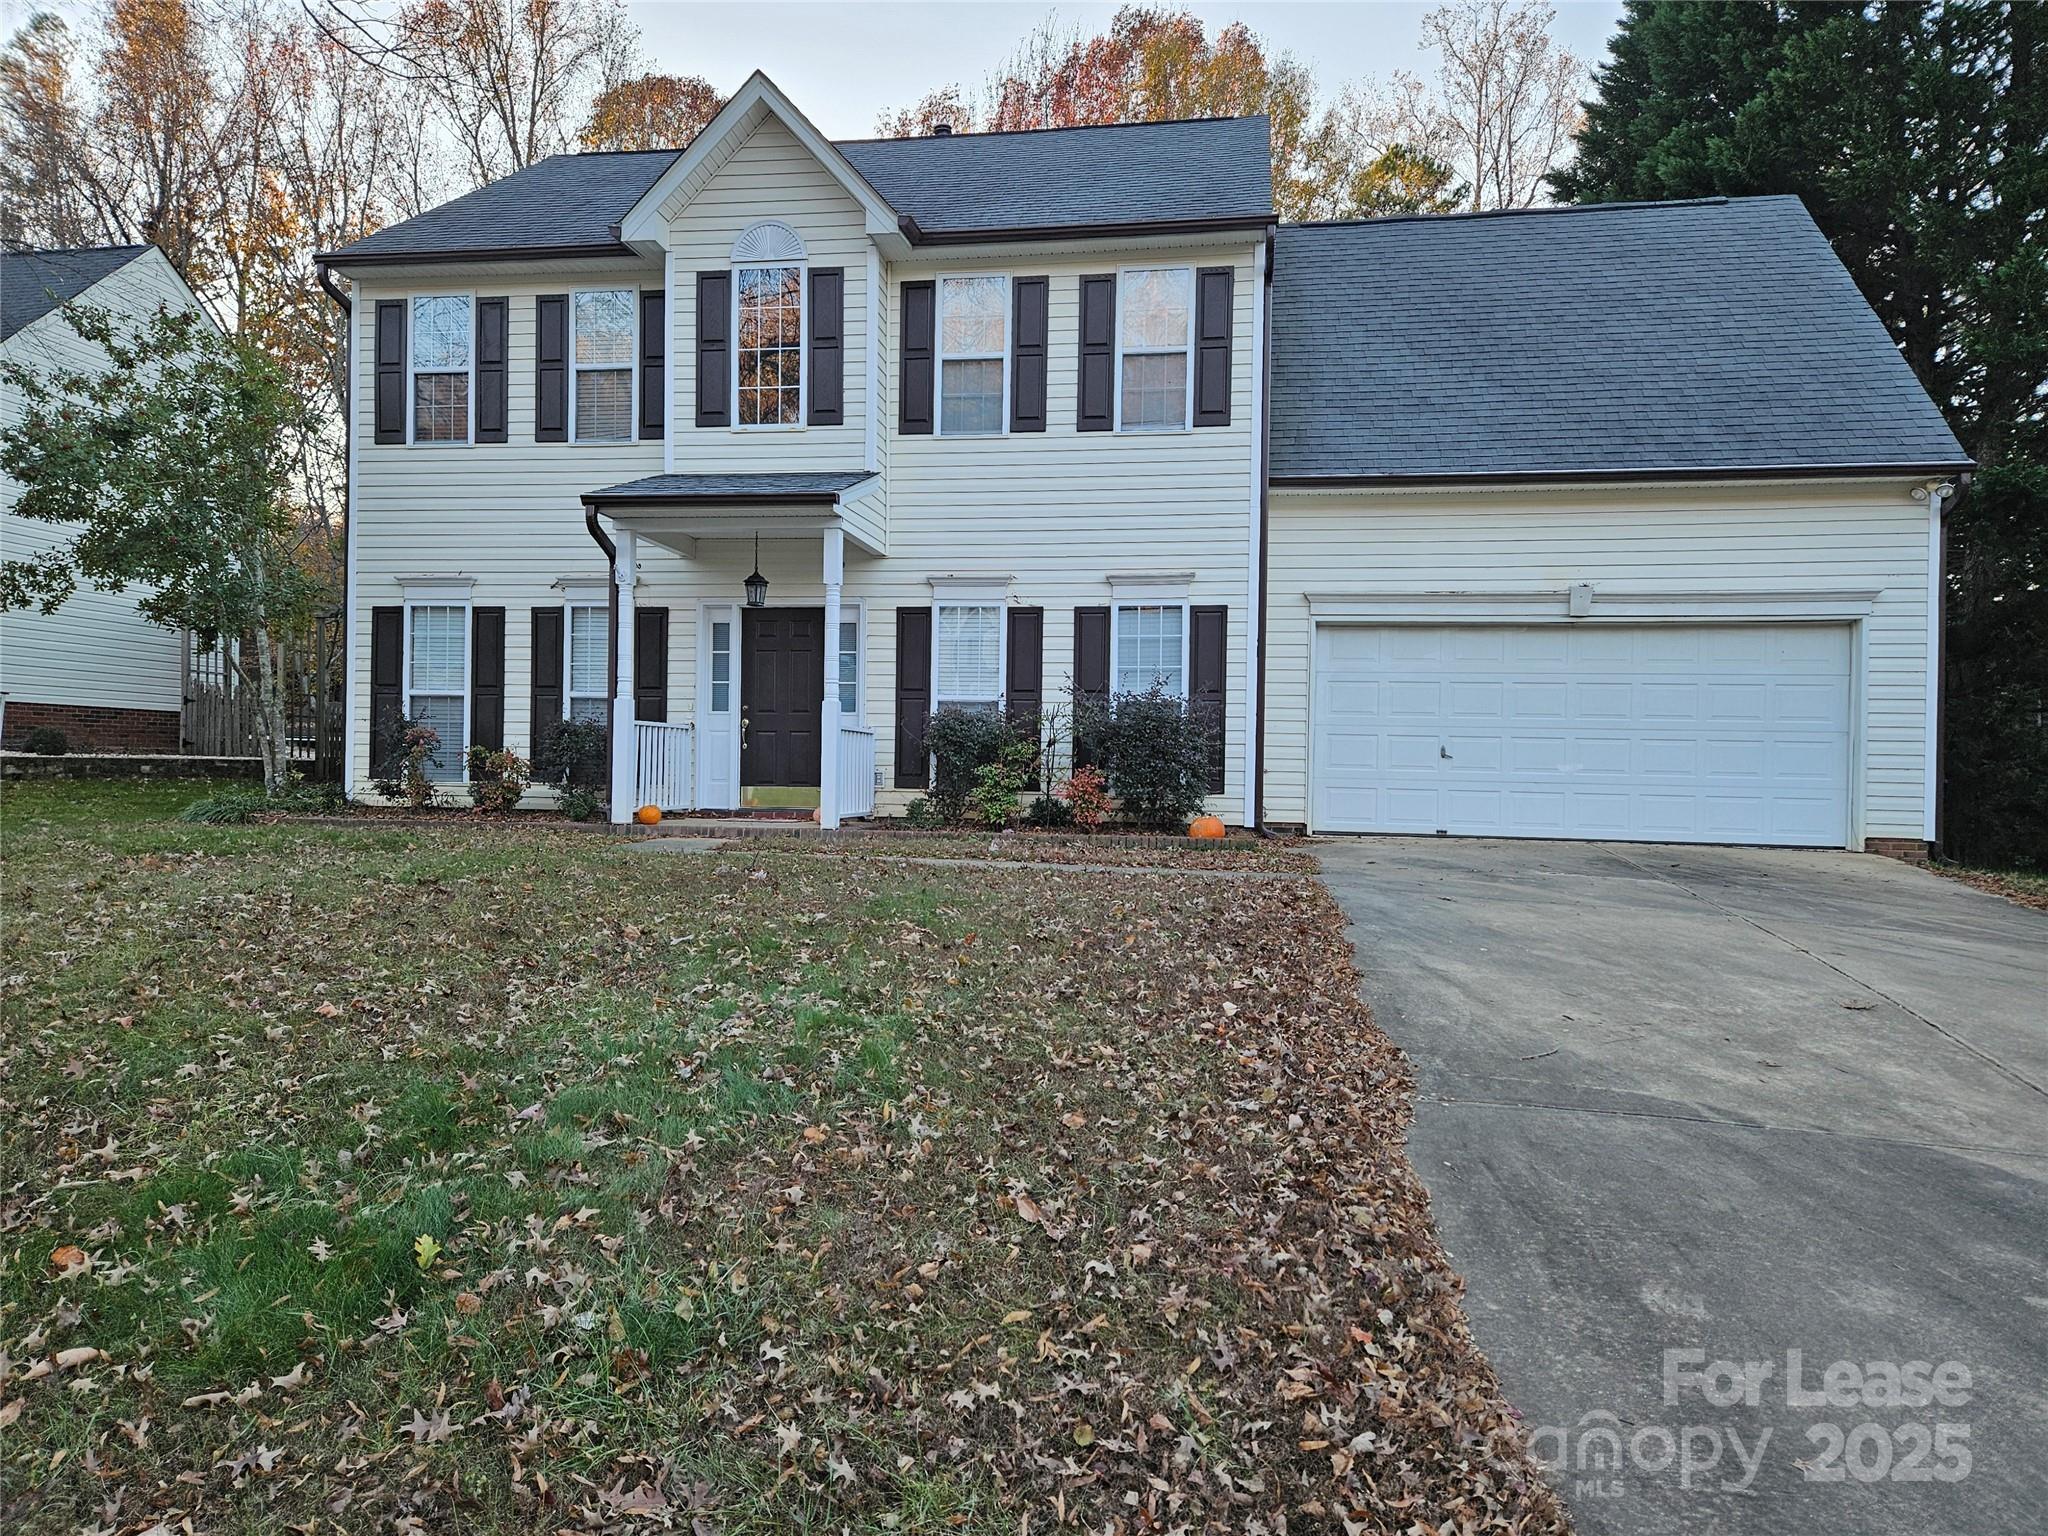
[925,707,1035,824]
[1073,685,1215,829]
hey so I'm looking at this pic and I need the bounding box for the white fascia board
[618,71,903,248]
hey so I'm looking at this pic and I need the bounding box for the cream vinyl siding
[666,116,872,471]
[1264,480,1936,841]
[0,249,194,714]
[348,263,665,786]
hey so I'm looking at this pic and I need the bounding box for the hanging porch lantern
[744,533,768,608]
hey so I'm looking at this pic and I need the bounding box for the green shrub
[1024,793,1074,829]
[179,788,268,824]
[967,738,1037,828]
[924,707,1034,823]
[902,796,946,828]
[466,746,531,812]
[535,716,608,789]
[558,784,603,822]
[20,726,69,756]
[1073,686,1213,828]
[371,716,440,806]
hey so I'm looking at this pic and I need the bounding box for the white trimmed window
[1114,603,1187,697]
[1116,267,1193,431]
[566,603,609,723]
[837,617,860,716]
[406,603,469,779]
[933,603,1003,709]
[709,619,733,713]
[572,289,635,442]
[736,264,803,426]
[938,275,1007,434]
[409,294,472,444]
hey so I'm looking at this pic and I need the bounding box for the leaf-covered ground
[0,781,1565,1534]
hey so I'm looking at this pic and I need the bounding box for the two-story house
[317,72,1969,855]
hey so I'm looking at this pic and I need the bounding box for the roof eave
[1270,461,1975,489]
[905,213,1276,247]
[582,489,847,508]
[315,240,642,269]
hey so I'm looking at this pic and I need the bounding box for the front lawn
[0,780,1562,1534]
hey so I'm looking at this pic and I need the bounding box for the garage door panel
[1311,623,1851,847]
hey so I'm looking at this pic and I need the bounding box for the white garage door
[1310,623,1852,846]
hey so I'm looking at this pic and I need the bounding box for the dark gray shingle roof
[839,116,1273,236]
[1270,196,1968,481]
[584,471,876,505]
[1,245,154,341]
[321,116,1273,263]
[323,151,679,263]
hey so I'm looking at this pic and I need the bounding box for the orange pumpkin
[1188,814,1227,840]
[635,804,662,826]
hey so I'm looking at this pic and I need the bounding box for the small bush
[1024,793,1074,829]
[1057,765,1110,830]
[925,708,1035,823]
[20,726,69,756]
[179,788,268,824]
[466,746,531,813]
[1073,686,1213,829]
[372,717,441,807]
[558,784,603,822]
[902,796,946,828]
[967,738,1037,828]
[536,716,608,788]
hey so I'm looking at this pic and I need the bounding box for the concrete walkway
[1316,838,2047,1536]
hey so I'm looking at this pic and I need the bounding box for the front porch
[583,471,883,829]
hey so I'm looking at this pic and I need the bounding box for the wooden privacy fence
[180,608,344,780]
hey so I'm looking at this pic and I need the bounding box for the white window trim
[730,257,807,432]
[936,272,1010,437]
[1112,600,1191,700]
[407,291,475,447]
[931,599,1008,710]
[402,599,471,782]
[835,601,866,721]
[1112,265,1195,435]
[563,599,610,721]
[707,612,736,715]
[569,287,639,446]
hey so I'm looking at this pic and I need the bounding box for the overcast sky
[633,1,1626,138]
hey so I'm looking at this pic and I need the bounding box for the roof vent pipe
[931,123,953,136]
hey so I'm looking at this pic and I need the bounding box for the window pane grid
[411,295,470,370]
[940,276,1007,435]
[1117,268,1191,431]
[838,619,859,716]
[935,605,1001,703]
[567,606,607,701]
[737,264,801,426]
[407,604,466,782]
[1115,604,1184,696]
[710,621,731,713]
[413,373,469,443]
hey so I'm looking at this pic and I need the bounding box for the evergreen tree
[1557,1,2046,866]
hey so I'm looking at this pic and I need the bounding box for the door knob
[1440,745,1452,760]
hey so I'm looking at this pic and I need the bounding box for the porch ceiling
[583,470,881,557]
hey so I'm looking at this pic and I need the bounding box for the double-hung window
[938,275,1007,434]
[1113,603,1187,698]
[409,294,472,444]
[735,264,802,426]
[406,604,469,778]
[1116,268,1193,431]
[571,289,635,442]
[933,603,1004,711]
[566,603,609,723]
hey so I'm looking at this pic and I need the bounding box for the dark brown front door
[741,607,824,787]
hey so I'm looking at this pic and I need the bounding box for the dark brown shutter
[370,605,403,773]
[1010,277,1048,432]
[634,607,668,721]
[808,267,844,426]
[1077,274,1115,431]
[695,271,730,427]
[373,301,404,444]
[470,606,505,750]
[899,280,934,435]
[1193,267,1233,427]
[531,605,564,756]
[1190,604,1227,792]
[638,290,665,440]
[475,298,508,444]
[1006,606,1044,788]
[1072,605,1112,770]
[893,606,932,787]
[534,295,568,442]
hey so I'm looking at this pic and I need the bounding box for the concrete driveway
[1316,838,2046,1536]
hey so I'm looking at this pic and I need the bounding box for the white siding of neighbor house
[1263,480,1937,841]
[0,249,194,717]
[345,104,1263,822]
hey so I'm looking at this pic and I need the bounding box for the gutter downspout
[315,263,355,793]
[1253,226,1275,832]
[588,507,621,811]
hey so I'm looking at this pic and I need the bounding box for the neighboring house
[1,244,209,752]
[317,72,1969,855]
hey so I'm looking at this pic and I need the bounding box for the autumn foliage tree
[579,71,724,151]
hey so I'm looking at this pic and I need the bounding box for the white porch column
[608,526,638,824]
[820,526,844,829]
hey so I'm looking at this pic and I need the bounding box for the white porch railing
[634,721,695,812]
[838,723,876,819]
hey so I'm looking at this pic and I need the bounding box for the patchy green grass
[0,779,1561,1535]
[1927,861,2048,910]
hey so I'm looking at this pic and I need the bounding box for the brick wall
[1,700,181,754]
[1864,837,1933,864]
